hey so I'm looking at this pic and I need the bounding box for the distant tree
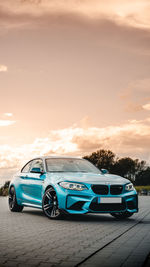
[134,159,147,175]
[3,181,10,189]
[112,157,137,181]
[83,149,149,185]
[135,167,150,186]
[112,158,147,181]
[84,149,116,172]
[0,180,10,196]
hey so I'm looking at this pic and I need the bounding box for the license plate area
[100,197,122,203]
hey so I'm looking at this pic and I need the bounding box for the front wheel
[8,187,24,212]
[42,188,63,219]
[110,211,134,219]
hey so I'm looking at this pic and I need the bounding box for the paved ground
[0,196,150,267]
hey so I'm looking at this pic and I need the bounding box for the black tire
[110,211,134,219]
[8,187,24,212]
[42,187,63,219]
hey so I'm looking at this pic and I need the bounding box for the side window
[30,159,44,172]
[21,161,33,173]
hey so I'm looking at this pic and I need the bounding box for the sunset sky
[0,0,150,184]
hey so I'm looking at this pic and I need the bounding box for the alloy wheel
[43,188,61,219]
[9,187,16,210]
[8,187,23,212]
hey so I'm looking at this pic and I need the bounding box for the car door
[18,160,33,204]
[25,159,46,206]
[19,159,45,207]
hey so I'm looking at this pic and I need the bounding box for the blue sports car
[8,156,138,219]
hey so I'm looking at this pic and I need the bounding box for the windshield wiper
[48,171,80,173]
[48,171,66,172]
[48,171,92,173]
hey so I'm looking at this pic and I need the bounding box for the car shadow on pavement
[22,208,136,222]
[23,209,45,217]
[63,214,136,222]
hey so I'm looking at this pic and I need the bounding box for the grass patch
[135,185,150,193]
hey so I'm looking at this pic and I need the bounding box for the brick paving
[0,196,150,267]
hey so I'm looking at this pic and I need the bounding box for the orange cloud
[0,65,7,72]
[120,78,150,112]
[0,120,16,126]
[0,0,150,29]
[4,113,13,117]
[0,118,150,184]
[143,103,150,111]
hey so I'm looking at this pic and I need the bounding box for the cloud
[0,120,16,126]
[0,1,150,58]
[0,0,150,30]
[0,117,150,184]
[0,65,7,72]
[125,103,143,112]
[71,120,150,155]
[4,113,13,117]
[120,78,150,112]
[142,103,150,111]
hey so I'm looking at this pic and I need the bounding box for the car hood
[47,172,130,185]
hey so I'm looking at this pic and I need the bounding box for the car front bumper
[56,186,138,215]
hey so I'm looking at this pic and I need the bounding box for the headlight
[125,183,134,191]
[59,182,88,191]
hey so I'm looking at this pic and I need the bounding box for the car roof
[32,156,82,160]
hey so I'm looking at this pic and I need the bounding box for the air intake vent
[92,185,108,195]
[89,203,126,212]
[110,185,123,195]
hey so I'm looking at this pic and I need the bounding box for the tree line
[83,149,150,186]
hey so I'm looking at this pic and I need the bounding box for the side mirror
[101,169,109,174]
[30,167,44,174]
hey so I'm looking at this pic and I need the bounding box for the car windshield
[45,158,101,174]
